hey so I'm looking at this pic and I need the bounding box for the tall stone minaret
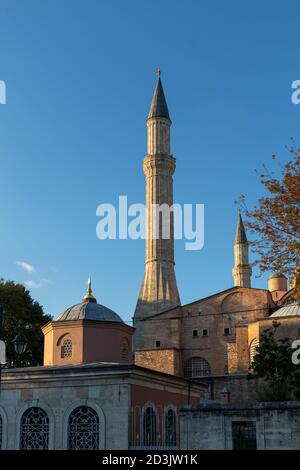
[134,69,181,324]
[232,210,252,288]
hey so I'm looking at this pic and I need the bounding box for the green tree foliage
[251,321,300,401]
[0,279,52,367]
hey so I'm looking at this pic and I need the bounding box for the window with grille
[143,407,157,447]
[20,407,49,450]
[232,421,257,450]
[192,330,199,337]
[165,408,177,447]
[184,357,211,378]
[0,414,2,450]
[68,406,100,450]
[61,338,72,358]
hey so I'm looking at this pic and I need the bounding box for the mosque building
[0,71,299,450]
[133,71,300,403]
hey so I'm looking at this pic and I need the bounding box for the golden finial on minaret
[157,66,161,78]
[82,276,97,303]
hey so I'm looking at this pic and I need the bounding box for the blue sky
[0,0,299,324]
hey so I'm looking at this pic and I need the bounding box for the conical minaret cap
[235,209,248,244]
[148,68,171,121]
[82,276,97,303]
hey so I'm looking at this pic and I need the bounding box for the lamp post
[0,304,29,395]
[12,333,29,356]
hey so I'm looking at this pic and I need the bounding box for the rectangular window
[224,327,231,336]
[156,340,161,348]
[202,328,209,337]
[192,329,199,337]
[232,421,257,450]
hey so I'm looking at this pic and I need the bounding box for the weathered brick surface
[134,287,273,388]
[135,348,181,376]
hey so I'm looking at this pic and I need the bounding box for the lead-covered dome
[56,301,123,323]
[270,302,300,318]
[55,277,123,323]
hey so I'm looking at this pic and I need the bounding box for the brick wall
[135,348,181,376]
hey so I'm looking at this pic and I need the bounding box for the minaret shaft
[144,154,175,264]
[134,74,180,323]
[147,117,170,155]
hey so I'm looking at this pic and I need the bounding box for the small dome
[268,272,287,280]
[270,302,300,318]
[55,277,123,323]
[56,301,123,323]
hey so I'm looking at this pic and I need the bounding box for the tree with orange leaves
[240,144,300,289]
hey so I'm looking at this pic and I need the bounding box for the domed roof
[270,302,300,318]
[55,277,123,323]
[56,302,123,323]
[268,272,287,280]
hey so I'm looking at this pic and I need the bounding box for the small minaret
[232,210,252,288]
[134,69,181,324]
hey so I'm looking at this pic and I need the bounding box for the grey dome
[56,301,123,323]
[270,302,300,318]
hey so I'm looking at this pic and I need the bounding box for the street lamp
[12,333,29,356]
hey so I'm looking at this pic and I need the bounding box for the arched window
[0,414,2,450]
[61,338,72,358]
[249,339,259,366]
[165,408,177,447]
[68,406,99,450]
[184,357,211,378]
[143,406,157,447]
[20,407,49,450]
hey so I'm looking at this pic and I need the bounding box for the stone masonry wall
[179,402,300,450]
[135,348,181,376]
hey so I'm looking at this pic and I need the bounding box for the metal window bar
[129,406,179,450]
[232,421,257,450]
[68,406,99,450]
[184,357,211,378]
[61,339,72,359]
[165,409,177,448]
[20,407,49,450]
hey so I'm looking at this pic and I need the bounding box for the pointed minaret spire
[235,208,248,244]
[148,68,170,121]
[232,210,252,288]
[82,276,97,303]
[134,70,180,344]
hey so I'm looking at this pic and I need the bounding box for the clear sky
[0,0,299,324]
